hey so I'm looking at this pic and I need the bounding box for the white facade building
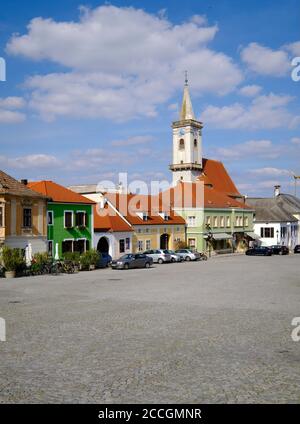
[248,187,300,249]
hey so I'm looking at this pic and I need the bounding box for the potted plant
[80,249,100,271]
[63,251,80,273]
[1,246,25,278]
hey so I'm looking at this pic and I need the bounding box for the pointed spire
[180,71,195,120]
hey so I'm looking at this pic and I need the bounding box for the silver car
[143,249,172,264]
[175,249,200,261]
[163,249,183,262]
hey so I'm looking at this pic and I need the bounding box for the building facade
[0,171,48,254]
[247,187,300,249]
[28,181,94,258]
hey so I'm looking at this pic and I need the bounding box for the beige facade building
[0,171,48,254]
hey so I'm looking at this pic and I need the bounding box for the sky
[0,0,299,196]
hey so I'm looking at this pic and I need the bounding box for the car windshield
[120,254,133,260]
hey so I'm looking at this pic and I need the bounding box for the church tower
[169,74,203,185]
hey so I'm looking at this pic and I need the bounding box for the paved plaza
[0,255,300,403]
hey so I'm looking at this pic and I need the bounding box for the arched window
[194,139,197,147]
[179,139,185,150]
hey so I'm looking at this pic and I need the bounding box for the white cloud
[6,5,243,121]
[215,140,280,160]
[0,154,61,169]
[286,41,300,56]
[111,135,154,147]
[291,137,300,144]
[250,167,292,176]
[241,42,290,76]
[239,84,262,97]
[0,96,26,123]
[201,93,299,129]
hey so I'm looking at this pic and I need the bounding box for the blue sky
[0,0,299,196]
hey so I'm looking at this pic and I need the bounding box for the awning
[245,231,260,240]
[212,233,233,240]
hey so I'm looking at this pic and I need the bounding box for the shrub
[1,246,25,272]
[80,249,100,270]
[33,252,49,266]
[63,251,81,263]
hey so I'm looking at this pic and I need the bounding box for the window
[220,216,225,227]
[194,139,197,147]
[76,211,86,227]
[188,238,196,248]
[226,216,231,227]
[244,216,249,227]
[0,206,3,227]
[47,211,53,226]
[126,238,130,250]
[47,240,53,256]
[23,208,32,228]
[138,240,143,251]
[206,216,211,226]
[119,239,125,253]
[142,212,148,221]
[187,216,196,227]
[146,240,151,250]
[260,227,274,238]
[64,211,73,228]
[179,138,185,150]
[235,216,243,227]
[74,239,86,254]
[62,240,73,253]
[213,216,218,228]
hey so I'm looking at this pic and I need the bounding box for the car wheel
[279,250,283,255]
[171,258,176,263]
[124,263,129,270]
[158,258,164,264]
[185,256,191,261]
[145,262,150,268]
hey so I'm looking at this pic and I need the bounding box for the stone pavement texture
[0,255,299,404]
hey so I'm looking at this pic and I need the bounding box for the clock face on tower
[179,128,185,136]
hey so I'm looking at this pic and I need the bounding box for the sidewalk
[209,252,244,259]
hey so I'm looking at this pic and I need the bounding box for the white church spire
[169,73,203,185]
[180,71,195,121]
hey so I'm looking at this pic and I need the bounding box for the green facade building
[28,180,94,258]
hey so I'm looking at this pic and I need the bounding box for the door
[160,233,169,249]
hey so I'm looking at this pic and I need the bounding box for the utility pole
[293,175,300,197]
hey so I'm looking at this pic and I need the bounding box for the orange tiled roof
[28,181,95,204]
[106,193,186,226]
[0,170,48,199]
[162,158,252,210]
[93,203,133,232]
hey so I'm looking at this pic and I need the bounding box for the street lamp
[206,224,213,258]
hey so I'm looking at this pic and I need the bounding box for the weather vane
[184,70,188,86]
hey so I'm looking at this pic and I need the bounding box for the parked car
[294,245,300,254]
[245,246,272,256]
[143,249,172,264]
[111,253,153,270]
[163,249,183,262]
[97,252,112,268]
[270,245,289,255]
[175,249,201,261]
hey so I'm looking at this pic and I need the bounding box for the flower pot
[89,264,95,271]
[5,270,16,279]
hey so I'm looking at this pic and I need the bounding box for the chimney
[274,185,281,197]
[20,179,28,186]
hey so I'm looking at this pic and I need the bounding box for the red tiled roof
[0,170,48,199]
[199,158,241,196]
[106,193,186,226]
[161,158,252,210]
[27,181,95,204]
[93,203,133,232]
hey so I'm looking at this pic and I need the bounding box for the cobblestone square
[0,255,299,403]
